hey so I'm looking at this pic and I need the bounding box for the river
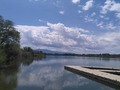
[0,56,120,90]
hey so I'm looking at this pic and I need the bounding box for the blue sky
[0,0,120,54]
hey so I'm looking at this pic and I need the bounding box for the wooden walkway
[64,66,120,89]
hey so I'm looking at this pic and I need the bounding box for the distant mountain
[35,49,65,54]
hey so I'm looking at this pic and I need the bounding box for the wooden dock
[64,66,120,89]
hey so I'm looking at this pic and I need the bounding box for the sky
[0,0,120,54]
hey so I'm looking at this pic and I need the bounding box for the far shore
[46,53,120,58]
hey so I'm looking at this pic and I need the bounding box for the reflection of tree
[20,56,45,66]
[21,57,34,66]
[0,56,45,90]
[0,67,19,90]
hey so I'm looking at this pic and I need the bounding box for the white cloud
[101,0,114,14]
[16,22,120,54]
[97,22,117,30]
[106,23,116,30]
[99,15,104,18]
[116,13,120,18]
[72,0,80,4]
[83,0,94,11]
[84,16,96,23]
[109,1,120,12]
[78,10,82,14]
[83,14,116,31]
[38,19,48,24]
[91,12,96,17]
[98,31,120,53]
[96,22,104,29]
[15,23,99,54]
[101,0,120,19]
[59,11,65,15]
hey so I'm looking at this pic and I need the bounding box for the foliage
[0,15,20,64]
[0,46,6,64]
[21,47,45,59]
[21,47,34,58]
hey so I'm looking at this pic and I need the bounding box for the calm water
[0,56,120,90]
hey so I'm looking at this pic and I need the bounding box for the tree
[0,45,6,64]
[0,15,20,63]
[0,16,20,46]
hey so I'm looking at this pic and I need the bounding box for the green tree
[0,46,6,64]
[0,15,20,63]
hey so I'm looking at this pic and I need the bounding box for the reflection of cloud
[63,76,88,87]
[18,64,88,90]
[32,57,94,66]
[18,66,64,88]
[16,56,120,90]
[18,57,102,90]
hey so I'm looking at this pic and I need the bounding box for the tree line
[47,53,120,58]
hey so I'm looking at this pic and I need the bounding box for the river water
[0,56,120,90]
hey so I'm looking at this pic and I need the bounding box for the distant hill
[34,49,120,57]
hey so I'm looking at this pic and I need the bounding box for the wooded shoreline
[46,53,120,58]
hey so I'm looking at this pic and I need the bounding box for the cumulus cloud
[16,23,98,53]
[72,0,80,4]
[83,0,94,11]
[101,0,114,14]
[101,0,120,19]
[16,22,120,54]
[98,31,120,53]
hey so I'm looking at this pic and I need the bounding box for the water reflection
[16,56,118,90]
[0,66,18,90]
[0,57,42,90]
[0,56,120,90]
[17,64,89,90]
